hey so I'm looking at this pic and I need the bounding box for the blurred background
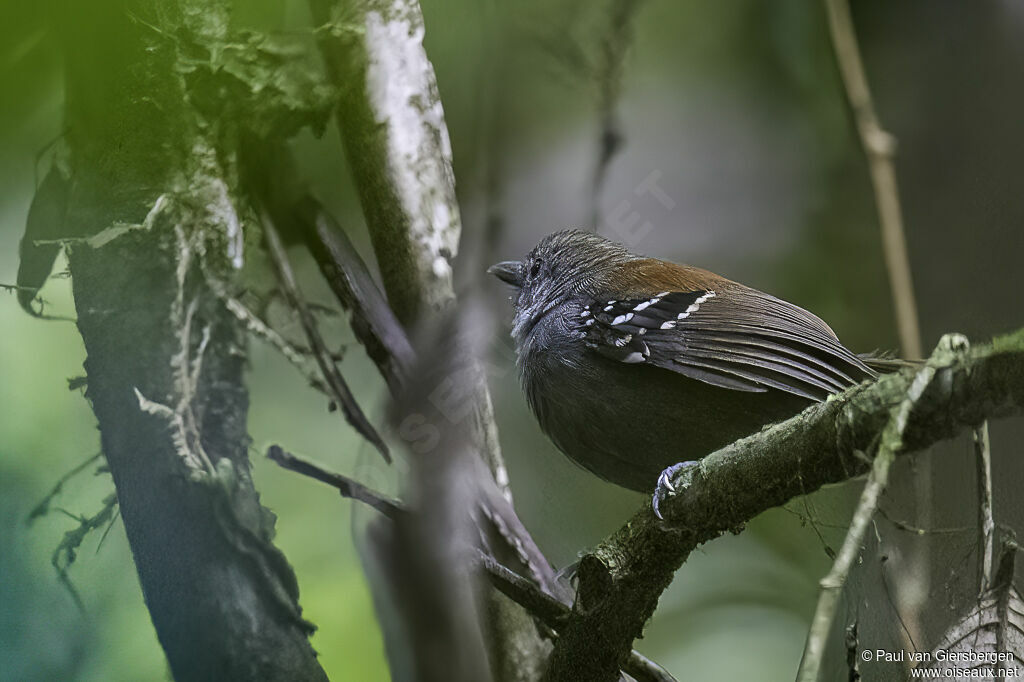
[2,0,1022,680]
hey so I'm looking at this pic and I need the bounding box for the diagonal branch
[477,552,677,682]
[293,196,415,391]
[822,0,931,653]
[309,0,509,500]
[823,0,921,360]
[267,445,401,520]
[260,208,391,463]
[543,328,1024,682]
[796,334,964,681]
[262,440,678,682]
[240,140,414,392]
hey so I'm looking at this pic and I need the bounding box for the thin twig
[477,550,570,629]
[267,445,401,519]
[26,452,104,524]
[294,196,415,391]
[273,439,674,681]
[476,551,677,682]
[96,506,122,553]
[222,295,329,395]
[823,0,922,360]
[797,337,954,682]
[1,282,38,292]
[974,420,995,591]
[238,142,411,392]
[51,492,119,612]
[823,0,928,656]
[845,622,861,681]
[878,550,917,652]
[260,209,391,463]
[876,507,969,536]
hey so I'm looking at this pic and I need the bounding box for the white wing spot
[660,320,676,329]
[622,352,646,363]
[695,291,717,304]
[611,312,634,325]
[580,309,590,317]
[585,318,595,326]
[677,290,716,320]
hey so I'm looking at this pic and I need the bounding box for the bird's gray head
[488,230,637,343]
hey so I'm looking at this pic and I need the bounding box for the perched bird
[489,230,893,515]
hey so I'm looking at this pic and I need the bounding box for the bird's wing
[580,285,875,401]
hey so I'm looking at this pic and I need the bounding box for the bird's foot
[652,461,699,520]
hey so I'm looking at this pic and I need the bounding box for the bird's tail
[858,350,919,374]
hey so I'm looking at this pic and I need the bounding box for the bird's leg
[652,460,699,520]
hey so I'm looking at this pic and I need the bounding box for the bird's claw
[652,461,698,520]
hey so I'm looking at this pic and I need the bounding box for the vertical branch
[310,2,545,680]
[369,312,496,682]
[975,421,995,591]
[823,0,922,360]
[310,0,460,328]
[310,0,510,497]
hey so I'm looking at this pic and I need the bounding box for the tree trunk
[55,1,327,678]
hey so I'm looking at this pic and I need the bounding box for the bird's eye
[529,260,542,279]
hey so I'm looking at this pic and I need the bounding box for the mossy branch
[543,328,1024,682]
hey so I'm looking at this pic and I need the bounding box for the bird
[489,229,897,516]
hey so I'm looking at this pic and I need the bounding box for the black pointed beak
[487,261,522,287]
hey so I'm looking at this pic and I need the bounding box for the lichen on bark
[34,0,334,678]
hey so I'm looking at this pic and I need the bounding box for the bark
[310,0,460,328]
[53,1,326,679]
[308,2,544,681]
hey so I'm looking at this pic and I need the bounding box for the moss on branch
[544,328,1024,682]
